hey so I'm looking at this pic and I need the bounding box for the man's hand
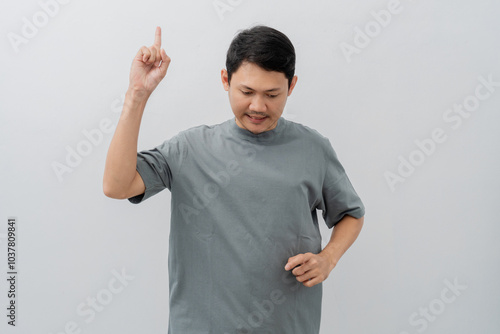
[128,26,171,98]
[285,252,335,288]
[284,215,364,288]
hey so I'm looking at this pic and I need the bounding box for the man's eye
[268,94,278,98]
[241,91,252,95]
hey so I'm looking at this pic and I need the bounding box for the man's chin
[236,115,277,134]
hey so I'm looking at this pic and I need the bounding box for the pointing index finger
[154,26,162,47]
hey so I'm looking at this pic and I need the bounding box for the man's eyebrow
[239,85,282,92]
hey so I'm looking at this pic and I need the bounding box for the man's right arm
[103,90,149,199]
[103,26,171,199]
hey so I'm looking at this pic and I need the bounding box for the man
[104,25,365,334]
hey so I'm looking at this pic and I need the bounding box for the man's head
[221,25,298,134]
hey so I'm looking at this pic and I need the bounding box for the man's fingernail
[285,264,290,270]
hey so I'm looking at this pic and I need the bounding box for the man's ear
[287,75,298,96]
[221,69,230,91]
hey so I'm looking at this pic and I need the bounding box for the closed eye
[240,90,279,98]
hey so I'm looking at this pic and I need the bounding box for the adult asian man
[103,25,365,334]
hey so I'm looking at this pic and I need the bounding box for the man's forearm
[319,215,364,270]
[103,89,149,197]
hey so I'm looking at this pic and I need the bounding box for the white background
[1,0,499,333]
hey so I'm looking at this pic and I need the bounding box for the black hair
[226,25,296,89]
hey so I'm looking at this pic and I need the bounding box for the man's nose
[249,95,267,112]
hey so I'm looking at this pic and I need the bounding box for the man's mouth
[246,114,267,124]
[247,114,267,120]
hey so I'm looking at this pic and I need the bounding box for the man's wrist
[319,247,339,272]
[126,87,151,104]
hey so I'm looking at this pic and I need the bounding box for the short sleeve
[318,138,365,228]
[128,133,186,204]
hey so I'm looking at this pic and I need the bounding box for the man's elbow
[103,181,127,199]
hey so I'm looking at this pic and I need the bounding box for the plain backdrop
[1,0,499,333]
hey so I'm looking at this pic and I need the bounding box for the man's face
[221,62,298,134]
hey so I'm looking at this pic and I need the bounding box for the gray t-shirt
[129,116,365,334]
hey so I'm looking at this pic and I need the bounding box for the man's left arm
[285,215,364,287]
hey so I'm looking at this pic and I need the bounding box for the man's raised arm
[103,26,171,199]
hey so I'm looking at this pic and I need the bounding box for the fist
[285,252,335,288]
